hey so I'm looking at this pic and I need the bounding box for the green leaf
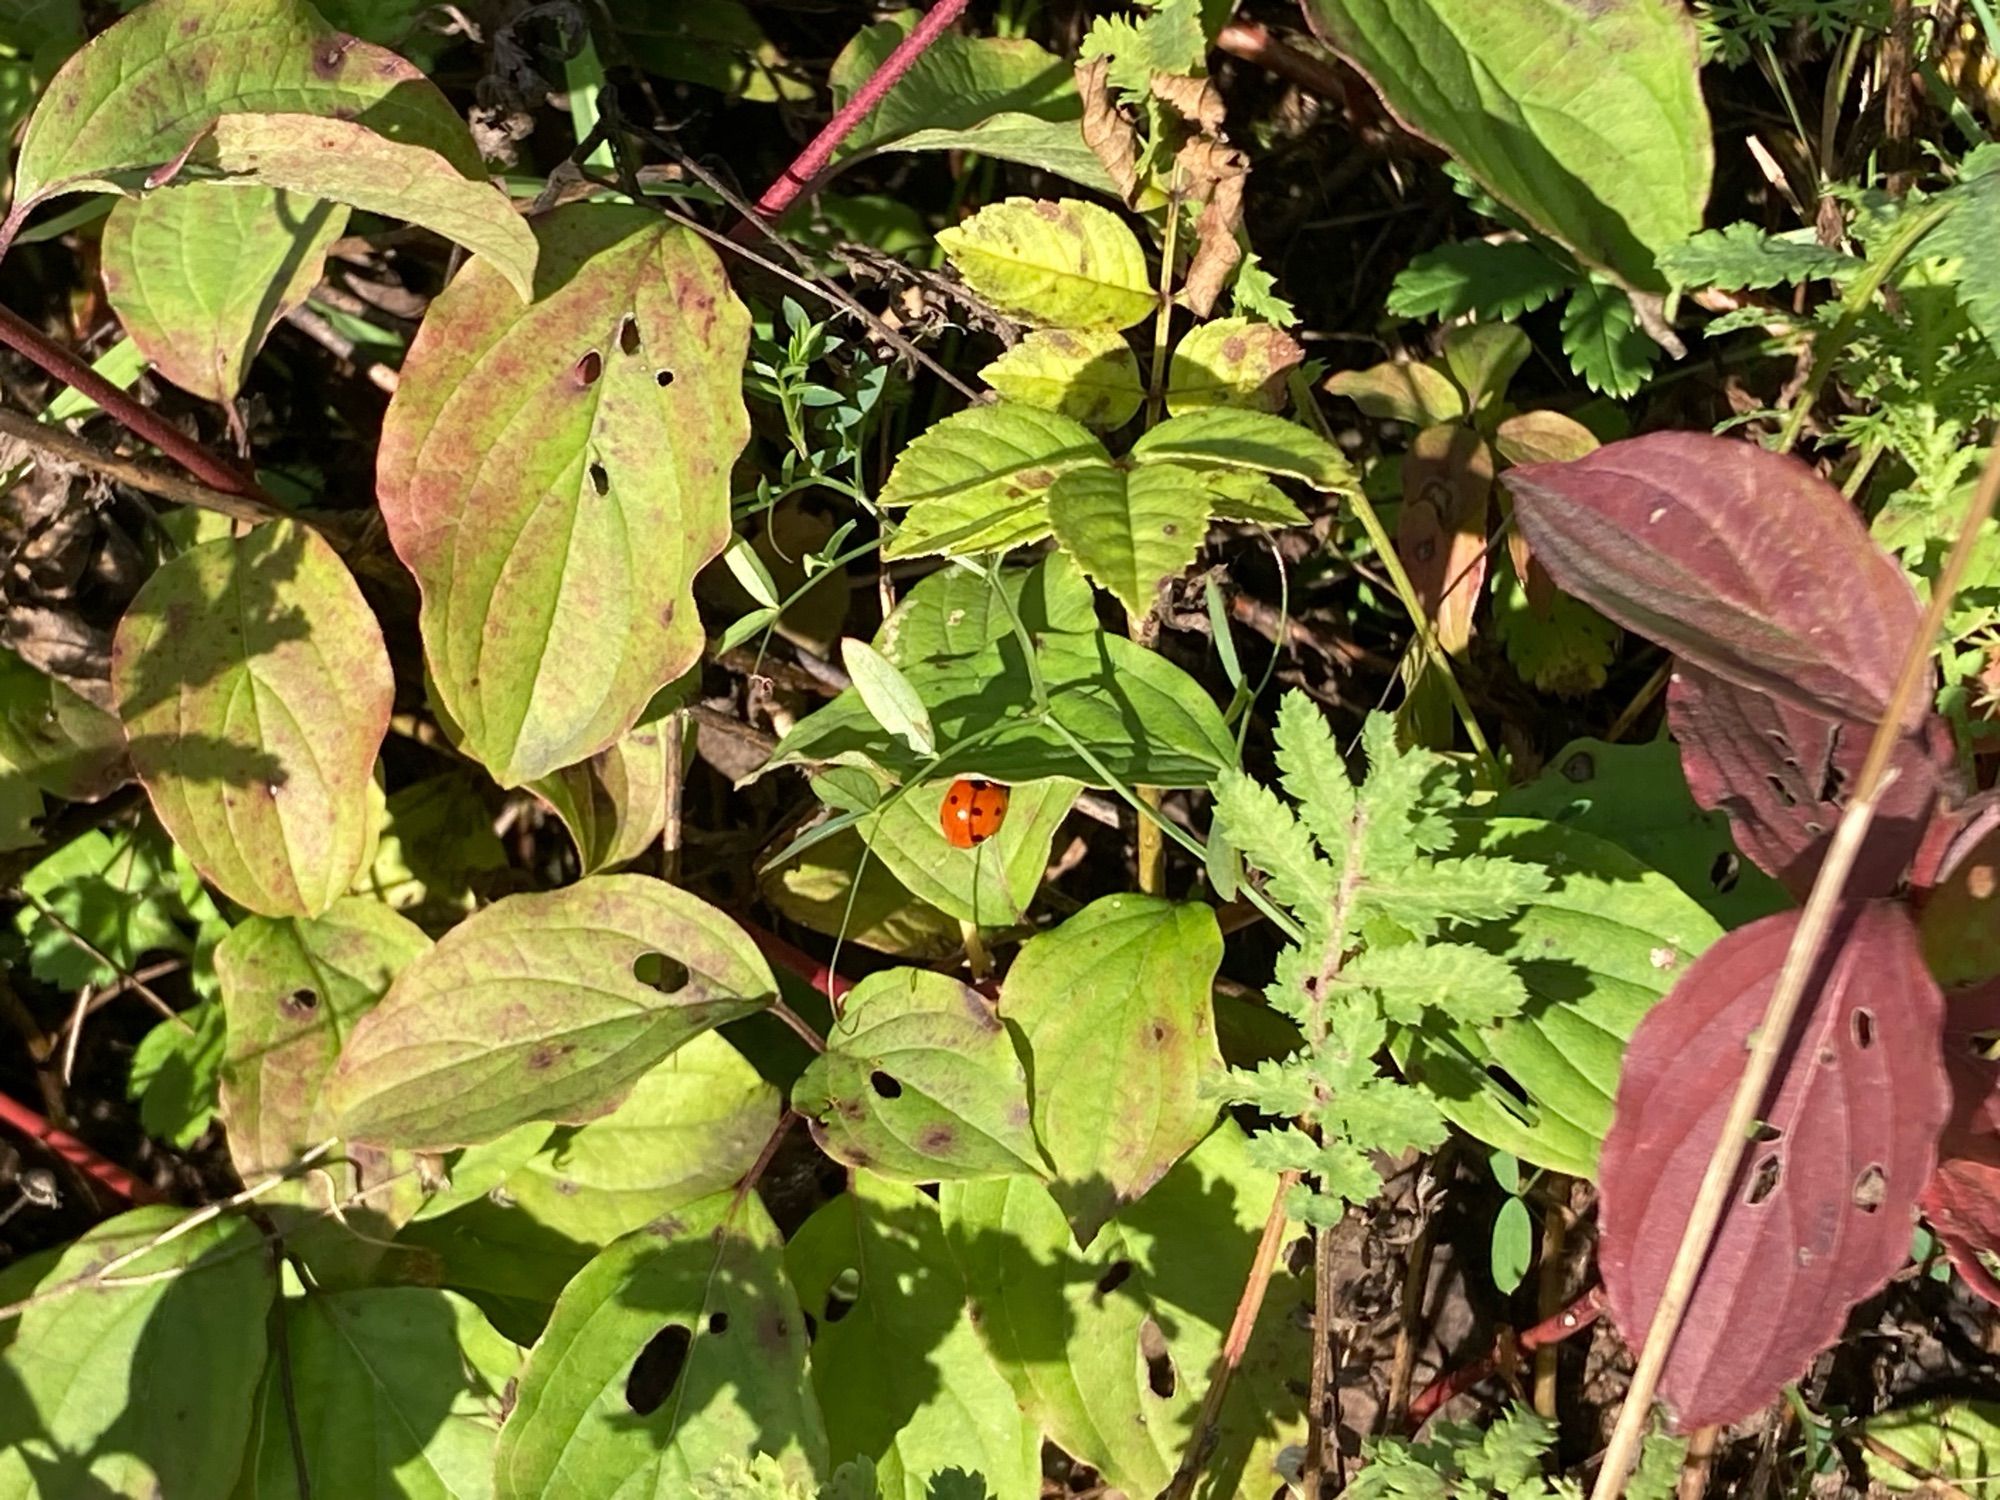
[979,327,1143,428]
[1343,940,1528,1028]
[828,15,1111,195]
[14,824,192,987]
[761,554,1237,788]
[0,1206,271,1500]
[1200,467,1308,526]
[1927,169,2000,357]
[0,0,81,58]
[1559,278,1659,398]
[1166,316,1305,414]
[9,0,484,214]
[786,1174,1040,1499]
[328,875,777,1149]
[1047,461,1210,618]
[937,197,1154,329]
[841,638,936,758]
[99,185,339,406]
[1212,768,1337,923]
[1656,221,1861,291]
[851,774,1080,929]
[1397,817,1723,1177]
[1490,738,1790,928]
[0,647,125,803]
[111,520,392,918]
[1001,893,1224,1241]
[793,967,1043,1181]
[1863,1399,2000,1493]
[1386,240,1572,321]
[1490,1195,1533,1294]
[1491,561,1620,697]
[492,1193,827,1497]
[350,771,508,925]
[1081,0,1206,98]
[379,204,749,786]
[616,1,810,105]
[1326,360,1465,426]
[240,1288,519,1498]
[1131,408,1355,490]
[878,404,1109,562]
[530,717,673,876]
[758,826,964,962]
[127,995,225,1149]
[1442,322,1533,413]
[1300,0,1711,291]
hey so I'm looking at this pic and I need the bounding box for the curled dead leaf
[1151,73,1226,135]
[1076,59,1140,204]
[1176,139,1248,317]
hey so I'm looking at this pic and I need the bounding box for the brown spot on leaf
[918,1123,957,1155]
[1222,335,1247,362]
[313,36,356,77]
[526,1042,572,1071]
[1017,468,1055,488]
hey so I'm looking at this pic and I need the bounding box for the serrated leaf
[1345,940,1527,1027]
[1656,221,1861,291]
[1600,902,1949,1428]
[1167,316,1304,414]
[979,327,1142,428]
[938,197,1153,329]
[1359,853,1551,939]
[793,968,1043,1182]
[1003,894,1224,1241]
[1131,407,1355,490]
[1492,557,1620,696]
[1387,240,1571,321]
[112,520,392,918]
[379,204,749,786]
[493,1193,827,1498]
[1300,0,1711,292]
[328,875,776,1149]
[1047,461,1210,618]
[530,716,672,876]
[1326,360,1465,426]
[101,184,348,405]
[1213,766,1338,920]
[879,401,1108,511]
[786,1174,1040,1500]
[842,637,935,758]
[1927,167,2000,357]
[1560,278,1659,397]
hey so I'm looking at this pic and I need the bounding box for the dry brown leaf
[1076,59,1141,204]
[1399,424,1494,654]
[1151,73,1226,135]
[1176,139,1248,317]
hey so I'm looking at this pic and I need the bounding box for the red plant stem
[746,0,972,223]
[1404,1285,1606,1429]
[743,920,855,1002]
[0,1088,160,1204]
[1215,20,1350,99]
[0,301,268,502]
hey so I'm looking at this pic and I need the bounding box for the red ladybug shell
[940,778,1008,849]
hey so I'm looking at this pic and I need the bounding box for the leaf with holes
[100,185,348,405]
[1047,461,1212,619]
[0,1206,271,1499]
[493,1192,826,1497]
[380,204,746,786]
[217,897,432,1177]
[1599,902,1950,1429]
[941,1122,1309,1498]
[1668,665,1959,901]
[530,715,672,876]
[241,1287,519,1497]
[1504,433,1924,724]
[111,520,393,919]
[793,968,1043,1182]
[1300,0,1709,292]
[1001,893,1224,1241]
[1166,316,1304,414]
[979,327,1143,429]
[848,773,1080,929]
[786,1173,1040,1500]
[1916,989,2000,1306]
[328,875,776,1149]
[1130,407,1354,490]
[7,0,483,221]
[937,197,1153,329]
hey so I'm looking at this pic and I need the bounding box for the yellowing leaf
[531,717,673,875]
[938,197,1154,329]
[1048,463,1210,619]
[1167,316,1304,414]
[979,326,1143,428]
[1326,360,1465,426]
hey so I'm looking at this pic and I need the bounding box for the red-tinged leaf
[1599,902,1950,1430]
[1668,663,1959,900]
[1399,424,1492,656]
[378,203,749,786]
[1919,982,2000,1304]
[1504,432,1923,724]
[1918,799,2000,986]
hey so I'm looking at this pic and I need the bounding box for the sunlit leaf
[1166,316,1303,414]
[979,327,1143,428]
[938,197,1153,329]
[1047,461,1210,618]
[1131,407,1355,490]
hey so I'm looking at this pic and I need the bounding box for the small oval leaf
[840,637,936,758]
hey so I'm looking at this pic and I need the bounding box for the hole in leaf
[618,316,641,355]
[1750,1122,1784,1144]
[707,1310,729,1336]
[1820,761,1847,804]
[1746,1152,1782,1206]
[575,350,602,386]
[1140,1317,1176,1398]
[1709,850,1740,893]
[1765,774,1798,808]
[1561,751,1595,783]
[1094,1260,1134,1298]
[1803,821,1825,837]
[633,953,688,994]
[589,461,609,496]
[1853,1163,1886,1213]
[656,369,675,388]
[869,1071,902,1099]
[1483,1066,1530,1107]
[625,1324,691,1414]
[280,987,319,1018]
[822,1268,860,1324]
[1852,1008,1876,1050]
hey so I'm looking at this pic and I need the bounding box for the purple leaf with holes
[1918,981,2000,1303]
[1504,433,1924,724]
[1669,664,1960,900]
[1599,901,1950,1429]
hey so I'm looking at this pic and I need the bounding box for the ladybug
[940,778,1008,849]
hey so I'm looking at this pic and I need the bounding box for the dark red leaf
[1600,902,1950,1430]
[1504,433,1923,724]
[1919,980,2000,1304]
[1668,664,1960,901]
[1917,799,2000,987]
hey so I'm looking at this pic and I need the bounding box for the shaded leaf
[14,824,193,988]
[329,875,776,1149]
[1560,278,1659,397]
[1166,316,1304,414]
[937,197,1153,329]
[112,520,393,918]
[1001,893,1224,1241]
[128,995,225,1149]
[1504,432,1924,723]
[530,717,672,876]
[1599,902,1949,1429]
[979,327,1143,428]
[1386,240,1571,321]
[0,646,125,802]
[1131,407,1355,490]
[1919,815,2000,988]
[379,204,748,786]
[1863,1399,2000,1493]
[794,968,1042,1182]
[842,638,935,758]
[758,826,964,961]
